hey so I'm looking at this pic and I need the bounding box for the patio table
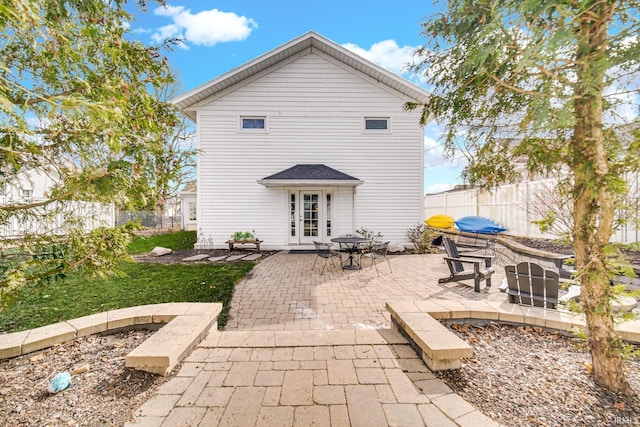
[330,236,371,270]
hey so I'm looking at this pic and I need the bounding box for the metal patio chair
[362,241,391,276]
[312,241,342,275]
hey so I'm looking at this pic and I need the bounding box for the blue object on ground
[455,216,507,234]
[47,371,72,393]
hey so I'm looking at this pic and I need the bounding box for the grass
[0,231,254,332]
[126,230,198,254]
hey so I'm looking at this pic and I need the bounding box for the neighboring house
[173,31,431,249]
[0,165,115,237]
[0,165,58,200]
[178,181,197,231]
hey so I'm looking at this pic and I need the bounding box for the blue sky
[126,0,464,194]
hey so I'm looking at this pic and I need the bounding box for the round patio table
[330,236,371,270]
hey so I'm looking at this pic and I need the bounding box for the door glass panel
[290,193,296,237]
[303,194,319,237]
[326,193,332,236]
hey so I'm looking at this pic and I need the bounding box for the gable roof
[172,31,431,120]
[258,164,363,187]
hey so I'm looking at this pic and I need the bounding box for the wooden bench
[505,262,559,309]
[225,239,263,253]
[386,302,473,371]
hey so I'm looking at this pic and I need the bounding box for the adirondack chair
[439,237,494,292]
[504,262,559,309]
[553,255,577,280]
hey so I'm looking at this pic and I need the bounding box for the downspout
[352,187,357,231]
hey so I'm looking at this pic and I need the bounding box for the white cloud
[424,135,445,165]
[132,27,152,34]
[342,40,417,76]
[151,4,257,47]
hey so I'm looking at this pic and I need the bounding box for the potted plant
[229,231,256,243]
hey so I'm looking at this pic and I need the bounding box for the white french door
[300,192,320,244]
[289,190,333,244]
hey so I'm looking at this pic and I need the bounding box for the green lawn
[126,230,198,254]
[0,231,254,332]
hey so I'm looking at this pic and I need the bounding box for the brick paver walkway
[226,252,506,331]
[127,252,506,426]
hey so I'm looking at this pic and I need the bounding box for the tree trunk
[571,1,632,395]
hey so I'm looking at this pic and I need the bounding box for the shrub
[406,223,439,254]
[354,227,383,252]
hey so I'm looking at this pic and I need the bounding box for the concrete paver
[218,387,266,426]
[280,370,314,405]
[345,384,388,427]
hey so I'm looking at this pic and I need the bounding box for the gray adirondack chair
[439,237,494,292]
[504,262,559,309]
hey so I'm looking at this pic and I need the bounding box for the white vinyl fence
[0,198,115,238]
[425,176,640,244]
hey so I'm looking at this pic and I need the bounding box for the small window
[365,118,389,131]
[241,117,266,130]
[21,188,33,198]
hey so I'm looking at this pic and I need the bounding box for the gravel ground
[439,323,640,427]
[0,329,173,427]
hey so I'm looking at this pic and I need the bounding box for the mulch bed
[0,329,173,426]
[438,323,640,426]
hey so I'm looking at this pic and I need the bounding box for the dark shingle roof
[262,164,360,181]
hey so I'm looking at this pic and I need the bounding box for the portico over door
[257,164,363,245]
[289,190,334,244]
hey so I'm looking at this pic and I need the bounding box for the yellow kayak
[425,214,455,229]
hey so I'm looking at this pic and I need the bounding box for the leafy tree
[149,82,197,220]
[409,0,639,393]
[0,0,178,303]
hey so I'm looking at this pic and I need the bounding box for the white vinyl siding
[195,51,423,248]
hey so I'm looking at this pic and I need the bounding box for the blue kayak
[455,216,507,234]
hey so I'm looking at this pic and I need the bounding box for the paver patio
[127,252,508,426]
[225,251,507,331]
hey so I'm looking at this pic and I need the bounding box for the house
[0,165,59,201]
[0,164,116,237]
[172,31,431,249]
